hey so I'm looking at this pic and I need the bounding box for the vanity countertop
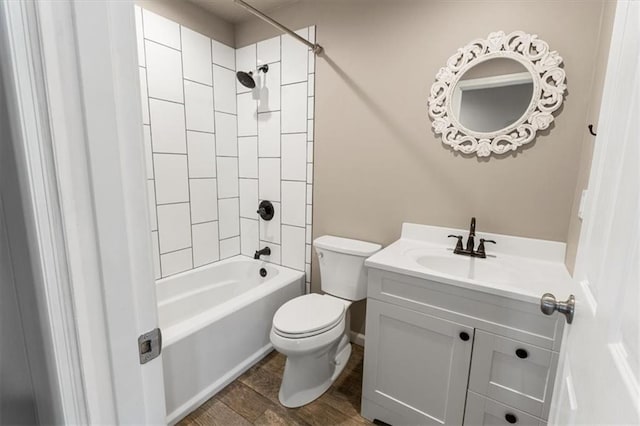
[365,223,574,305]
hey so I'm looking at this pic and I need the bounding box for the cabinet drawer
[368,268,563,350]
[468,331,558,419]
[464,391,545,426]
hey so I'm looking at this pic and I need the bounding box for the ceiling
[185,0,300,24]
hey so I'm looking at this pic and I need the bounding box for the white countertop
[365,223,575,305]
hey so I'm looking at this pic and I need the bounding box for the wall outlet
[578,189,588,220]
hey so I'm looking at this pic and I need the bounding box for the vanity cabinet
[361,268,563,426]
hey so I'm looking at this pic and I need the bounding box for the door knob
[540,293,575,324]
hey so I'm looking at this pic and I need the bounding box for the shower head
[236,64,269,89]
[236,71,256,89]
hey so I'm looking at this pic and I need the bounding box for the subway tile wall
[238,27,316,292]
[135,7,315,286]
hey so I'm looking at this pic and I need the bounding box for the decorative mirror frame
[427,31,567,157]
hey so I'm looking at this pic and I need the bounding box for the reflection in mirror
[452,58,533,133]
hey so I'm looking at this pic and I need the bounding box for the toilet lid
[273,294,345,337]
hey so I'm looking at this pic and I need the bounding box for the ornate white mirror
[428,31,566,157]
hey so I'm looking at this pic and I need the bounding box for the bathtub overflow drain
[259,268,267,277]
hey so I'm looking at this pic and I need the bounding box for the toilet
[269,235,381,408]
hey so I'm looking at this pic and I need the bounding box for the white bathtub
[156,256,304,424]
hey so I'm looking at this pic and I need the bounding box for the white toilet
[269,235,381,408]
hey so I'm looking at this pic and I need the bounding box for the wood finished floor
[178,344,373,426]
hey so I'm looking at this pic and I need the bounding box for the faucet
[466,217,476,253]
[447,217,496,258]
[254,246,271,260]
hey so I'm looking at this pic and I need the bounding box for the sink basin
[404,248,520,285]
[363,223,573,304]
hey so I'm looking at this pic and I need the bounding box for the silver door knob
[540,293,575,324]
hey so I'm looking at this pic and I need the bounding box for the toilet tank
[313,236,382,301]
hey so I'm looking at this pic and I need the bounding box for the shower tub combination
[156,256,304,424]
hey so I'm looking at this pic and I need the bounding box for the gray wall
[0,47,63,426]
[565,0,617,273]
[0,198,37,425]
[0,63,38,426]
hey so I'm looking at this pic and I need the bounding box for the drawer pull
[459,331,470,341]
[515,348,528,359]
[505,413,518,424]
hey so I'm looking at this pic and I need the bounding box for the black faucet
[466,217,476,253]
[447,217,496,258]
[254,246,271,260]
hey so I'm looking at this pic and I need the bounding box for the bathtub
[156,256,304,424]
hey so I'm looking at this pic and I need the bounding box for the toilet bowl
[269,236,381,408]
[270,293,352,407]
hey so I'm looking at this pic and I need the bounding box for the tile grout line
[144,37,181,53]
[212,40,223,263]
[156,200,190,207]
[307,26,315,288]
[183,76,212,88]
[179,25,196,270]
[279,33,284,268]
[213,62,236,74]
[148,96,184,106]
[234,46,242,258]
[301,26,310,278]
[253,41,260,256]
[140,10,163,279]
[159,246,192,257]
[153,152,188,156]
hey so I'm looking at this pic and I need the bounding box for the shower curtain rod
[233,0,324,54]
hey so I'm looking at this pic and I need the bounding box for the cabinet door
[362,299,474,425]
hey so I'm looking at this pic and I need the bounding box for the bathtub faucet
[254,246,271,260]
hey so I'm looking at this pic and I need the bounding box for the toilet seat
[273,294,346,339]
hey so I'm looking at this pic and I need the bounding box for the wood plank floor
[178,344,373,426]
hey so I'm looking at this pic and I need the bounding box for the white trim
[457,71,532,91]
[1,0,166,423]
[0,2,88,423]
[578,279,597,316]
[609,342,640,418]
[349,331,365,347]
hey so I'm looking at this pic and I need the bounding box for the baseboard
[349,331,365,347]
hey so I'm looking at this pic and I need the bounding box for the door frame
[0,0,165,423]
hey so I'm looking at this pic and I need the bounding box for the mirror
[452,58,533,133]
[428,31,566,157]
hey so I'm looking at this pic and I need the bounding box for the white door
[549,1,640,424]
[0,0,166,423]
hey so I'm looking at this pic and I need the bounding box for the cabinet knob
[459,331,470,341]
[505,413,518,424]
[515,348,528,359]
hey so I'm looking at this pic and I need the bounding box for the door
[0,0,166,423]
[362,299,474,425]
[549,1,640,424]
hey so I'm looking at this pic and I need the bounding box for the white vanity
[361,223,574,426]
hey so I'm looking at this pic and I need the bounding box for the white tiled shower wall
[135,7,315,285]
